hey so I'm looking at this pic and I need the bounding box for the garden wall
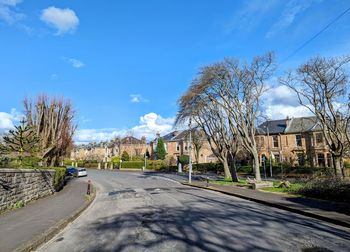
[0,168,56,212]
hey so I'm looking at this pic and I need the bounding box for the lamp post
[188,118,193,184]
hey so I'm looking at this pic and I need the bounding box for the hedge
[52,167,67,191]
[297,177,350,203]
[120,160,172,170]
[120,161,144,169]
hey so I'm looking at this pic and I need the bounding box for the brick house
[150,131,217,163]
[256,117,332,167]
[71,136,148,162]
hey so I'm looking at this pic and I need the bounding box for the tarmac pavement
[37,169,350,252]
[0,178,88,252]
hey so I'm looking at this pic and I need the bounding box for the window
[261,137,265,146]
[272,135,279,148]
[274,154,280,163]
[326,153,332,168]
[297,153,304,166]
[295,134,302,147]
[315,133,323,145]
[176,143,180,151]
[256,137,265,147]
[317,153,325,167]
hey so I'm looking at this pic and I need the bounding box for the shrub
[193,162,223,173]
[63,159,72,166]
[111,156,120,164]
[131,155,144,161]
[297,177,350,203]
[148,160,167,170]
[178,155,189,165]
[83,162,99,168]
[344,161,350,169]
[121,161,144,169]
[237,165,253,174]
[0,156,10,168]
[121,151,130,161]
[52,167,67,191]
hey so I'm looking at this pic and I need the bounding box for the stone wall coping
[0,168,56,173]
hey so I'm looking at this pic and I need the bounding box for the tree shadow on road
[84,186,350,252]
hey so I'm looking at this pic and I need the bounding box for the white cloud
[0,0,24,24]
[0,108,23,133]
[262,84,312,119]
[225,0,278,33]
[40,6,79,35]
[266,0,321,38]
[130,94,149,103]
[68,58,85,68]
[61,57,85,68]
[74,112,174,144]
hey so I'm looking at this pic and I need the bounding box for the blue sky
[0,0,350,143]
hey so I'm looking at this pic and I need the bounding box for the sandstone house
[150,130,217,163]
[256,117,332,167]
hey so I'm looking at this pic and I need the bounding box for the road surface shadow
[84,187,350,252]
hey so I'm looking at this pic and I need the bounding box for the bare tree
[24,95,76,167]
[176,82,239,181]
[280,55,350,177]
[189,53,275,181]
[191,128,206,169]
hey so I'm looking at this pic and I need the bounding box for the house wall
[164,140,217,164]
[71,143,149,162]
[256,131,331,167]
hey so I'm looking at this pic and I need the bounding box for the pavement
[37,169,350,252]
[146,172,350,228]
[0,178,91,252]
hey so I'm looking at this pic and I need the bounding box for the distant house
[71,136,148,162]
[150,130,217,163]
[256,116,332,167]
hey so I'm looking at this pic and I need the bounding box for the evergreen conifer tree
[156,137,166,160]
[0,119,39,165]
[121,150,130,161]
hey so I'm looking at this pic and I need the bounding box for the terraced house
[150,131,217,163]
[256,117,332,167]
[71,136,148,162]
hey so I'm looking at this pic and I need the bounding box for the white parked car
[76,168,88,177]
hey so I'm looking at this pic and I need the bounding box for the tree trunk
[223,159,232,180]
[333,155,343,178]
[253,151,261,182]
[230,161,239,182]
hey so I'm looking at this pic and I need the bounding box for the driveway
[38,169,350,251]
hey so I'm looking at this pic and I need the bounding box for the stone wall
[0,169,55,212]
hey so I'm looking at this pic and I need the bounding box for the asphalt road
[37,169,350,252]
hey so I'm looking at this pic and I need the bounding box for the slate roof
[120,136,143,144]
[285,117,320,133]
[258,119,287,134]
[160,130,190,142]
[257,116,320,135]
